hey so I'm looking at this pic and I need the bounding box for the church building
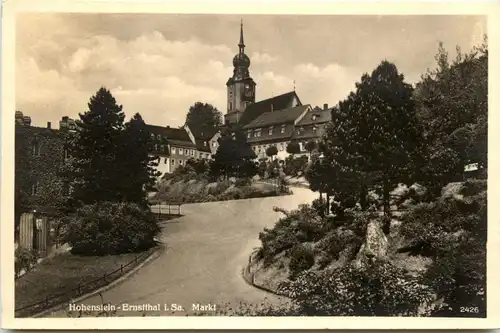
[224,21,302,127]
[223,21,329,160]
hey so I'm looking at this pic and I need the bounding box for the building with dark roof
[293,104,333,152]
[243,104,311,159]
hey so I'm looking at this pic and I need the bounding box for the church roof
[238,91,302,126]
[244,104,310,129]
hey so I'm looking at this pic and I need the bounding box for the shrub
[312,198,328,218]
[15,247,38,277]
[278,260,438,316]
[258,204,324,265]
[399,181,486,317]
[289,244,315,278]
[64,202,160,256]
[316,229,363,265]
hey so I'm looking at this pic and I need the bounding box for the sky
[16,13,486,128]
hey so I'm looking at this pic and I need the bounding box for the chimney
[323,103,328,110]
[47,121,51,129]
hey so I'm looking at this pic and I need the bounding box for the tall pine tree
[70,87,125,204]
[117,113,161,206]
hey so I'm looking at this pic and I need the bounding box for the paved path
[46,187,316,317]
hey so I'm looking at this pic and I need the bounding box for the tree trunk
[383,178,390,217]
[326,192,330,215]
[359,186,368,210]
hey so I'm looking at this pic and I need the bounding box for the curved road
[47,187,316,317]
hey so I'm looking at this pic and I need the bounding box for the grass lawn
[15,247,157,317]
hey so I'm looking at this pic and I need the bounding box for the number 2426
[460,306,479,313]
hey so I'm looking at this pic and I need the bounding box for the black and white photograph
[1,1,499,330]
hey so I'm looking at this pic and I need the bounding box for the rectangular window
[313,126,317,132]
[191,150,195,156]
[171,147,176,155]
[281,125,286,134]
[248,131,252,139]
[154,144,158,151]
[280,143,284,151]
[268,126,274,135]
[165,158,168,164]
[32,142,40,156]
[171,159,175,165]
[179,149,183,155]
[157,134,161,140]
[31,181,39,196]
[160,145,165,152]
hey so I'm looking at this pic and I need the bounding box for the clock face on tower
[244,83,253,98]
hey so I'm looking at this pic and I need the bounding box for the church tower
[224,20,256,125]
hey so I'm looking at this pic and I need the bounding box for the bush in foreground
[64,202,160,256]
[399,179,486,317]
[278,259,438,316]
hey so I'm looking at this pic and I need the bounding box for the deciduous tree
[266,145,278,160]
[185,102,223,130]
[286,141,301,155]
[211,128,257,179]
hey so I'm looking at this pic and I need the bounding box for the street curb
[241,253,286,298]
[32,245,164,318]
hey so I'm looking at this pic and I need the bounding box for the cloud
[250,52,278,65]
[16,14,486,129]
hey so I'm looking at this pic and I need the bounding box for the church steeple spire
[238,19,245,53]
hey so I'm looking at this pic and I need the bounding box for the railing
[15,249,153,318]
[150,203,182,218]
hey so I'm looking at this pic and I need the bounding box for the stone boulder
[354,219,388,268]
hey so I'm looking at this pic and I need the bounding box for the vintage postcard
[1,0,499,330]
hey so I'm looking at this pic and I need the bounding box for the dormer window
[268,126,274,135]
[281,125,286,134]
[312,114,317,121]
[313,126,318,132]
[150,133,155,139]
[247,130,252,139]
[204,141,207,146]
[157,134,161,140]
[154,144,158,151]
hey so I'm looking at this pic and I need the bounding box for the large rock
[441,182,465,201]
[354,219,388,268]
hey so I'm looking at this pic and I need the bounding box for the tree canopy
[185,102,223,130]
[70,87,126,204]
[211,128,257,179]
[266,145,278,159]
[315,61,423,215]
[286,141,301,155]
[414,39,488,194]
